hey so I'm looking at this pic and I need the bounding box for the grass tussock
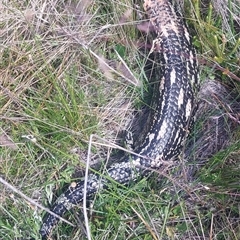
[0,0,240,239]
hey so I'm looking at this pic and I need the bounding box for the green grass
[0,0,240,239]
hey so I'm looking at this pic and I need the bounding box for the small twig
[0,176,74,227]
[131,206,158,240]
[83,134,93,240]
[199,57,240,83]
[210,213,214,240]
[90,134,171,164]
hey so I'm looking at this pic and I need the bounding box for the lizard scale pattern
[40,0,199,238]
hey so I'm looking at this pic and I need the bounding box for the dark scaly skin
[40,0,199,238]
